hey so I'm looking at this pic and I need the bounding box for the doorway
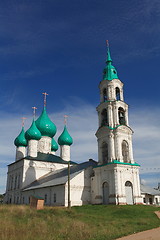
[125,181,133,205]
[103,182,109,204]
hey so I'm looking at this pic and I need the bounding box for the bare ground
[116,227,160,240]
[116,211,160,240]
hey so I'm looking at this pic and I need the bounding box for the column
[107,104,113,127]
[109,132,115,161]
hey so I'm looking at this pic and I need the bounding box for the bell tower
[91,42,143,205]
[96,42,133,165]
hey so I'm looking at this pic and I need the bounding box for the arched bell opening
[118,107,126,125]
[103,88,107,102]
[116,87,120,101]
[122,140,130,163]
[102,182,109,204]
[125,181,133,205]
[101,142,109,164]
[101,109,109,126]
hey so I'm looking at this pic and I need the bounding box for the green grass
[0,205,159,240]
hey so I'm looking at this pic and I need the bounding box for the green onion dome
[51,138,58,152]
[103,47,118,81]
[14,127,28,147]
[25,120,41,141]
[58,126,73,146]
[35,107,57,138]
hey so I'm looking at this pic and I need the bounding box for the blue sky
[0,0,160,193]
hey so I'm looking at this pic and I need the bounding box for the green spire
[51,138,58,152]
[58,125,73,146]
[103,45,118,81]
[25,120,41,141]
[35,107,57,138]
[14,127,28,147]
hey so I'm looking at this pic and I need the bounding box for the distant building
[4,44,158,206]
[141,184,160,205]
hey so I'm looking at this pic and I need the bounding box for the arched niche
[118,107,126,125]
[102,182,109,204]
[122,140,129,163]
[125,181,133,205]
[101,142,109,164]
[101,109,109,126]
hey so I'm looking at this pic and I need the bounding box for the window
[101,109,109,126]
[116,87,120,100]
[102,142,109,164]
[11,176,14,190]
[14,175,17,189]
[44,194,47,204]
[118,107,126,125]
[103,88,107,102]
[17,174,20,189]
[143,198,146,203]
[122,140,129,163]
[149,198,152,204]
[54,193,56,203]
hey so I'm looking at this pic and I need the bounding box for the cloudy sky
[0,0,160,193]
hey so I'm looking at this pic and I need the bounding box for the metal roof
[25,152,77,164]
[23,160,97,191]
[140,184,160,196]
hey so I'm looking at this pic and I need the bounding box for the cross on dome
[32,107,37,120]
[21,117,27,127]
[64,115,68,125]
[106,40,109,47]
[42,92,49,107]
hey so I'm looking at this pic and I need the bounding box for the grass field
[0,204,159,240]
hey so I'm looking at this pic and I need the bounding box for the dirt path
[116,227,160,240]
[116,211,160,240]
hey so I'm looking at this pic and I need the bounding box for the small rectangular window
[54,193,56,203]
[44,194,47,204]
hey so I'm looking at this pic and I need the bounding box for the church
[4,44,147,206]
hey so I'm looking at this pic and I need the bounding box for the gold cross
[42,92,49,107]
[32,107,37,119]
[106,40,109,47]
[64,115,68,125]
[21,117,27,127]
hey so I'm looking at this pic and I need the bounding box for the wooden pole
[68,160,71,209]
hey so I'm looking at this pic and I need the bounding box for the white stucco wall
[60,145,70,161]
[38,136,52,154]
[64,167,93,206]
[15,146,26,161]
[4,158,68,204]
[91,164,143,205]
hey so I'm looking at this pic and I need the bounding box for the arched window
[101,109,109,126]
[118,107,126,125]
[103,88,107,102]
[116,87,120,100]
[122,140,129,163]
[102,142,109,164]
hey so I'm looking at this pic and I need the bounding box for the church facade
[4,45,144,206]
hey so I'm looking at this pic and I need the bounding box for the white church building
[4,44,159,206]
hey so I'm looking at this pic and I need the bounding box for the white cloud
[0,101,160,193]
